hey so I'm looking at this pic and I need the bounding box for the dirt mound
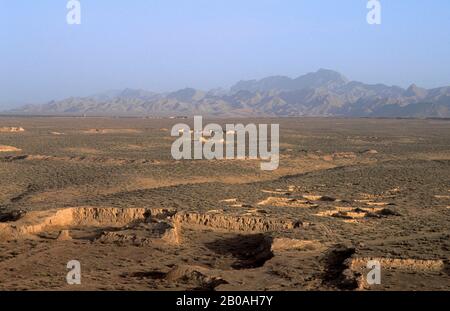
[0,207,178,242]
[220,198,238,204]
[57,230,72,241]
[220,199,253,208]
[323,152,358,161]
[96,221,180,245]
[271,238,322,253]
[350,257,445,272]
[257,196,318,208]
[261,189,292,195]
[175,212,302,232]
[0,127,25,133]
[434,195,450,199]
[0,145,21,152]
[364,202,394,207]
[71,207,149,225]
[316,207,400,222]
[361,149,378,155]
[302,195,337,202]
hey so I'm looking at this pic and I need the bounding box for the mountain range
[6,69,450,118]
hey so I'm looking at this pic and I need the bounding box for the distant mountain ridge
[6,69,450,118]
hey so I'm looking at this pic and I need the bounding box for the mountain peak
[230,69,349,93]
[311,68,348,81]
[292,69,348,90]
[405,83,428,98]
[168,88,206,102]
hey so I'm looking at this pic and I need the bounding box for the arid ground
[0,116,449,291]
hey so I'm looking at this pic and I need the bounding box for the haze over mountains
[7,69,450,118]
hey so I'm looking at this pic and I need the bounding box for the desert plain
[0,116,449,290]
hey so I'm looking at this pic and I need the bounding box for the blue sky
[0,0,449,107]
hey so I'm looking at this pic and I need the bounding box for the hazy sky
[1,0,449,107]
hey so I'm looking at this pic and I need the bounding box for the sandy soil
[0,116,449,291]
